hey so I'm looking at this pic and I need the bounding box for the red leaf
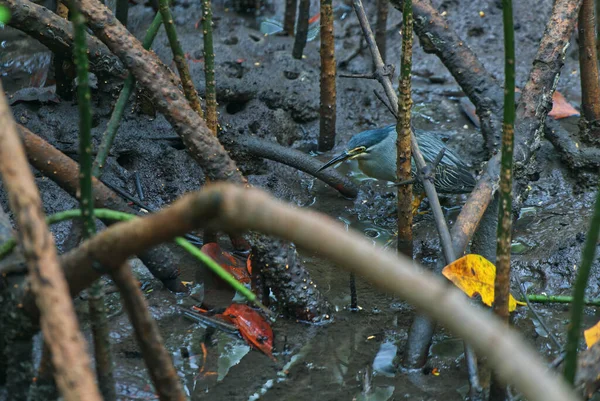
[549,91,580,119]
[223,304,275,361]
[201,243,251,284]
[309,13,320,24]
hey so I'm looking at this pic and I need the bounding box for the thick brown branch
[0,83,102,401]
[5,0,126,80]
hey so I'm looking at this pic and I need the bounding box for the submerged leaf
[217,331,250,382]
[200,242,251,284]
[223,303,275,361]
[442,254,524,312]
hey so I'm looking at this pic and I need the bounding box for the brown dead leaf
[549,91,580,119]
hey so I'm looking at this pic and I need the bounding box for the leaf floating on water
[549,91,580,119]
[584,320,600,348]
[442,254,524,312]
[200,242,251,284]
[223,303,275,361]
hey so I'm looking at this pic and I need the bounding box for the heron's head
[317,126,393,172]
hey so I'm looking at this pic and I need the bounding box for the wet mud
[1,0,599,399]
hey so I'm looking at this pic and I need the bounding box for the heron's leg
[412,192,426,216]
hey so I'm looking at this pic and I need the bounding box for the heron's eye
[349,146,367,155]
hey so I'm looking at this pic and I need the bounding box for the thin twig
[373,89,397,118]
[515,275,562,350]
[158,0,205,118]
[112,264,187,401]
[201,0,218,134]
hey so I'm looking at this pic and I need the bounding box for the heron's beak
[317,151,352,172]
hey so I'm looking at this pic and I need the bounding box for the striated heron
[318,124,476,212]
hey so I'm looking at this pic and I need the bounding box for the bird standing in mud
[318,125,476,212]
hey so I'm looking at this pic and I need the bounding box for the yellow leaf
[584,321,600,348]
[442,254,525,312]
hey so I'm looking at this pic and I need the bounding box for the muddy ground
[1,0,600,400]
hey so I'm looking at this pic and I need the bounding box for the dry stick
[284,0,297,36]
[158,0,205,119]
[41,184,579,401]
[5,0,126,80]
[0,83,102,401]
[78,0,243,185]
[111,264,187,401]
[18,125,186,292]
[201,0,218,134]
[375,0,388,65]
[71,3,117,399]
[351,2,480,393]
[395,0,413,258]
[318,0,337,152]
[292,0,310,59]
[578,0,600,141]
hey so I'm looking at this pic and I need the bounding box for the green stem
[523,294,600,307]
[93,12,163,177]
[201,0,218,135]
[0,209,266,311]
[493,0,515,321]
[395,0,413,258]
[158,0,204,118]
[564,185,600,384]
[72,4,95,239]
[72,4,117,400]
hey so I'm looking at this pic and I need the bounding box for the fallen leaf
[442,254,525,312]
[585,320,600,348]
[200,242,251,284]
[549,91,580,119]
[223,303,275,361]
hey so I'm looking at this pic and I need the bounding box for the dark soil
[1,0,599,400]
